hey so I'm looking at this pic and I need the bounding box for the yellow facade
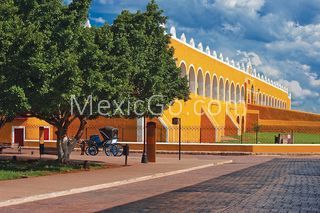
[159,36,291,142]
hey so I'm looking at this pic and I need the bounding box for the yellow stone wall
[160,37,291,142]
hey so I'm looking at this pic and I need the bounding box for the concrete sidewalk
[0,150,232,205]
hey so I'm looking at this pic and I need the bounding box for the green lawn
[0,159,103,181]
[220,132,320,144]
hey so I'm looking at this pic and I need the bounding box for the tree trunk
[55,118,87,164]
[56,127,66,163]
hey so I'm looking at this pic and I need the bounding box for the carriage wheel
[116,144,123,157]
[87,146,98,156]
[103,144,111,156]
[85,147,89,155]
[110,144,118,156]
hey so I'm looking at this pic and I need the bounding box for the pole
[141,117,148,163]
[179,121,181,160]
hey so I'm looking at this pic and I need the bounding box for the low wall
[248,104,320,121]
[18,142,320,154]
[124,142,320,154]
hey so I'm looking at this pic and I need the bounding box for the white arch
[250,85,255,104]
[236,84,240,104]
[189,66,196,93]
[205,72,211,97]
[225,80,230,102]
[197,69,204,96]
[230,82,235,103]
[240,86,245,103]
[180,61,187,78]
[268,96,271,106]
[212,75,218,100]
[219,77,224,101]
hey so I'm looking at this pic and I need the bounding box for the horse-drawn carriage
[85,126,123,156]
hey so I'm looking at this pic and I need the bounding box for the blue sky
[88,0,320,113]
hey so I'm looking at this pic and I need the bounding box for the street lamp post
[172,117,181,160]
[141,117,148,163]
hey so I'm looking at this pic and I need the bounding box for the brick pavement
[104,158,320,213]
[1,155,320,212]
[0,155,274,212]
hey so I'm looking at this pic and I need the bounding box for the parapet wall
[247,104,320,122]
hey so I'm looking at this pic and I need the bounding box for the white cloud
[222,23,241,33]
[278,79,318,99]
[91,17,106,24]
[236,50,262,65]
[300,64,320,87]
[98,0,114,4]
[266,22,320,59]
[260,66,280,78]
[214,0,265,14]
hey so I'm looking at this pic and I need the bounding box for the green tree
[0,0,30,128]
[1,0,189,163]
[111,0,189,117]
[0,0,127,163]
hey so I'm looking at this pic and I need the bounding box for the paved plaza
[108,158,320,212]
[1,151,320,212]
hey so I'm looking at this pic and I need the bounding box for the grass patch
[220,132,320,144]
[0,159,104,181]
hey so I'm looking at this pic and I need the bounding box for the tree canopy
[0,0,30,127]
[0,0,189,162]
[111,1,189,117]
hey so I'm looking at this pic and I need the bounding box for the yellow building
[1,27,320,146]
[157,27,291,143]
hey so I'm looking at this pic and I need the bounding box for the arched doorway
[180,62,187,78]
[225,80,230,102]
[205,73,211,97]
[212,75,218,100]
[241,86,245,103]
[230,83,235,103]
[197,69,204,96]
[236,85,240,103]
[219,78,224,101]
[189,67,196,93]
[250,85,254,104]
